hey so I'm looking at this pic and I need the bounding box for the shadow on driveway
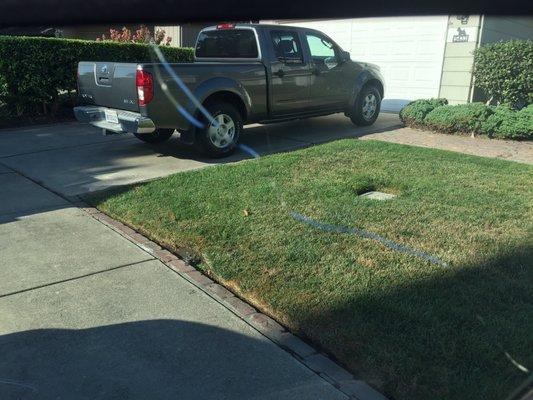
[0,113,401,197]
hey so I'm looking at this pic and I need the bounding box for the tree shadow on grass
[291,243,532,400]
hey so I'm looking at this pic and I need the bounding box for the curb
[78,199,388,400]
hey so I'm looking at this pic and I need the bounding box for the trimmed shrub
[400,98,531,140]
[423,103,494,134]
[399,98,448,126]
[473,40,533,107]
[0,36,194,116]
[481,105,533,140]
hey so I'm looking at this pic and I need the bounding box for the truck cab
[195,24,383,120]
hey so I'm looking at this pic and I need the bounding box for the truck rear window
[195,29,258,59]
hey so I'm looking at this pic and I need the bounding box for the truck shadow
[154,112,403,164]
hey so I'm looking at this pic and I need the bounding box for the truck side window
[270,30,303,64]
[305,34,337,62]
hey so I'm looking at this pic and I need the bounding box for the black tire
[195,102,242,158]
[350,85,381,126]
[134,128,174,144]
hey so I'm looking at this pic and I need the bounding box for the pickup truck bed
[76,61,268,130]
[75,23,384,157]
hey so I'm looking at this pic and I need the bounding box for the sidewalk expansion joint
[0,136,132,159]
[0,259,153,299]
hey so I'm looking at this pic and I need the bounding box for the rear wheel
[195,102,242,158]
[134,128,174,144]
[350,85,381,126]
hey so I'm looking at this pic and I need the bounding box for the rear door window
[270,30,304,64]
[195,29,258,58]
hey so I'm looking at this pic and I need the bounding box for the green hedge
[424,103,494,134]
[399,98,448,126]
[473,40,533,107]
[400,99,532,140]
[0,36,194,116]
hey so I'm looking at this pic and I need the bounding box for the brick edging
[78,200,388,400]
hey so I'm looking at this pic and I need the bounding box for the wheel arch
[364,79,384,99]
[192,77,251,122]
[181,89,247,149]
[201,90,248,122]
[179,81,250,144]
[349,71,385,111]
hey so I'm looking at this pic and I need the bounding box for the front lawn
[89,139,533,400]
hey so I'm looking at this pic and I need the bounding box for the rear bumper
[73,106,156,134]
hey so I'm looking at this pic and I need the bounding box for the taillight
[217,23,235,29]
[136,69,153,106]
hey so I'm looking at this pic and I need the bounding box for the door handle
[275,69,285,78]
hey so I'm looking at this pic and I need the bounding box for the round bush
[399,98,448,126]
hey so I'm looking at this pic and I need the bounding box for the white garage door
[267,17,449,112]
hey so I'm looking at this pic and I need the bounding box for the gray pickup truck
[74,23,384,157]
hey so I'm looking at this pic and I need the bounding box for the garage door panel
[391,42,416,56]
[388,67,411,81]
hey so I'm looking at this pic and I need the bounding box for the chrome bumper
[73,106,156,134]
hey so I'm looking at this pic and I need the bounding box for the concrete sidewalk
[0,170,347,399]
[362,126,533,165]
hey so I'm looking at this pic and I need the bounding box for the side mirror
[340,51,351,62]
[324,56,338,70]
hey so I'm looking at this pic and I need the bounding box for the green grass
[89,139,533,400]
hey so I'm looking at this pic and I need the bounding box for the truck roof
[201,23,323,35]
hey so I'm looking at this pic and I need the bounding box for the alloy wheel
[207,114,235,148]
[362,93,377,120]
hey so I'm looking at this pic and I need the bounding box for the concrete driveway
[0,113,401,197]
[0,115,398,400]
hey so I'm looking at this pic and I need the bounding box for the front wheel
[133,128,174,144]
[195,102,242,158]
[350,86,381,126]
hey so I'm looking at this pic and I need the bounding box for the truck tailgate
[78,62,139,112]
